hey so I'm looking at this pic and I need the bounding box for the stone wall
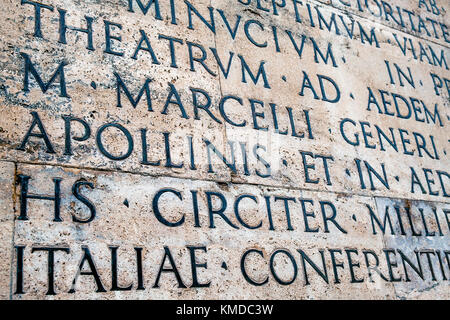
[0,0,448,299]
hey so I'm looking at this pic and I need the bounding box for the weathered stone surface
[0,0,449,300]
[374,197,450,299]
[315,0,449,47]
[212,1,449,201]
[11,163,397,299]
[0,0,229,180]
[0,161,15,299]
[8,163,448,299]
[0,0,448,202]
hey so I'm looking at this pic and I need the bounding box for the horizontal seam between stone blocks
[2,159,449,205]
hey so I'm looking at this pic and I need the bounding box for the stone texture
[0,161,15,299]
[212,0,449,201]
[0,0,229,180]
[13,163,399,299]
[10,163,449,299]
[315,0,449,47]
[0,0,447,201]
[0,0,448,300]
[374,197,450,299]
